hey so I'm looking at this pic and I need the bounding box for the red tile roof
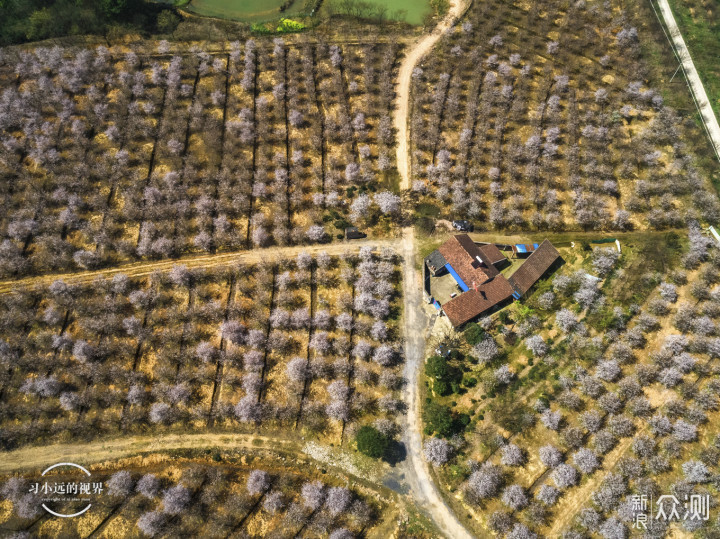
[508,239,561,296]
[442,275,515,328]
[478,243,506,265]
[438,235,498,287]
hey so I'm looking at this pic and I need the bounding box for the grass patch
[666,0,720,119]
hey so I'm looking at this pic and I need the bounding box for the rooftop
[508,239,562,296]
[425,250,448,273]
[437,234,499,288]
[478,243,506,265]
[442,275,515,328]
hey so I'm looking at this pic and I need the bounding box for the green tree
[157,9,179,33]
[101,0,129,17]
[423,402,455,438]
[26,8,54,41]
[425,355,460,396]
[463,323,486,345]
[430,0,449,17]
[356,426,388,459]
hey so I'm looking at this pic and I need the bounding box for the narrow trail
[399,227,474,539]
[0,433,295,474]
[394,0,470,190]
[0,238,398,294]
[654,0,720,160]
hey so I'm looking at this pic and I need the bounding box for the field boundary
[650,0,720,162]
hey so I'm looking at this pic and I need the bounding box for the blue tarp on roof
[514,243,540,253]
[445,263,469,292]
[432,299,442,310]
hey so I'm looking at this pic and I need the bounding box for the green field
[667,0,720,119]
[186,0,309,22]
[185,0,432,25]
[325,0,433,25]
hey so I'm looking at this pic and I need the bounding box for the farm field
[185,0,309,23]
[408,0,720,232]
[421,225,720,537]
[324,0,434,26]
[0,40,402,279]
[0,450,423,537]
[3,0,720,535]
[0,247,405,452]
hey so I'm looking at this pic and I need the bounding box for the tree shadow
[383,440,407,466]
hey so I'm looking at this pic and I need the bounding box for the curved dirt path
[0,238,399,294]
[399,227,474,539]
[394,0,469,190]
[655,0,720,159]
[0,433,296,474]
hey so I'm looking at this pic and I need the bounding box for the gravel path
[656,0,720,159]
[399,227,475,539]
[394,0,470,190]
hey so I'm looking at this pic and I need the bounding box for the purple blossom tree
[573,448,599,475]
[246,470,270,496]
[424,437,453,466]
[466,463,502,501]
[107,471,134,497]
[162,485,190,515]
[263,491,285,514]
[501,444,525,466]
[536,484,560,506]
[137,511,165,537]
[502,484,529,510]
[552,464,579,489]
[539,445,563,468]
[325,486,352,516]
[301,480,325,510]
[136,474,160,499]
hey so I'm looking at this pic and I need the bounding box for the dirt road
[655,0,720,160]
[399,227,474,539]
[0,238,399,294]
[0,433,297,473]
[394,0,469,190]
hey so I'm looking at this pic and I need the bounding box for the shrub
[356,426,389,459]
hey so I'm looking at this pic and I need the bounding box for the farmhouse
[425,235,562,328]
[508,239,562,298]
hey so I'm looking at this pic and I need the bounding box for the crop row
[0,41,401,278]
[0,247,404,451]
[409,0,719,231]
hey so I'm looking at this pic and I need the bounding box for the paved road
[656,0,720,160]
[399,228,474,539]
[394,0,470,190]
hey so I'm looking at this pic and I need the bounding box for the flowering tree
[423,437,453,466]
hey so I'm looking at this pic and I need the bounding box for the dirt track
[0,238,399,294]
[399,228,474,539]
[0,433,296,473]
[394,0,470,190]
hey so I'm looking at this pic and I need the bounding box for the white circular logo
[36,462,95,518]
